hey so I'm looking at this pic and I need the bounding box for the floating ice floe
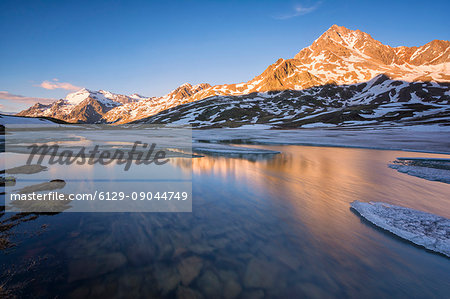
[192,142,280,158]
[389,158,450,184]
[351,201,450,257]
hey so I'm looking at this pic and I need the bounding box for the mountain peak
[76,88,92,93]
[327,24,350,33]
[314,24,374,50]
[167,82,211,100]
[293,24,449,84]
[65,88,95,105]
[130,93,146,100]
[177,83,194,90]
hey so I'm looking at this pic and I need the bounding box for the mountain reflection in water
[1,145,449,298]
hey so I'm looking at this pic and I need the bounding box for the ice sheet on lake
[351,201,450,257]
[193,142,280,157]
[389,158,450,184]
[193,126,450,154]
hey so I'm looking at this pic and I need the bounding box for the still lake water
[1,145,449,298]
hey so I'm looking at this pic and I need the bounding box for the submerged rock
[68,252,127,282]
[177,256,203,286]
[154,263,181,294]
[241,289,265,299]
[218,269,242,299]
[294,282,331,298]
[16,179,66,194]
[196,270,222,298]
[223,279,242,299]
[176,285,204,299]
[243,258,280,288]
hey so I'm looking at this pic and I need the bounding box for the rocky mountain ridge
[17,88,142,123]
[132,75,450,128]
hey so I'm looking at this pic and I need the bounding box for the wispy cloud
[37,78,81,91]
[274,2,321,20]
[0,91,55,105]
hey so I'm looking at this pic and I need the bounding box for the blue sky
[1,0,449,112]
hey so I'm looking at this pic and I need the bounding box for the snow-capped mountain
[179,25,448,100]
[18,25,450,126]
[101,83,211,124]
[293,25,449,84]
[17,88,143,123]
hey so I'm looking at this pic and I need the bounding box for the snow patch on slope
[0,114,61,127]
[65,88,93,105]
[65,89,121,107]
